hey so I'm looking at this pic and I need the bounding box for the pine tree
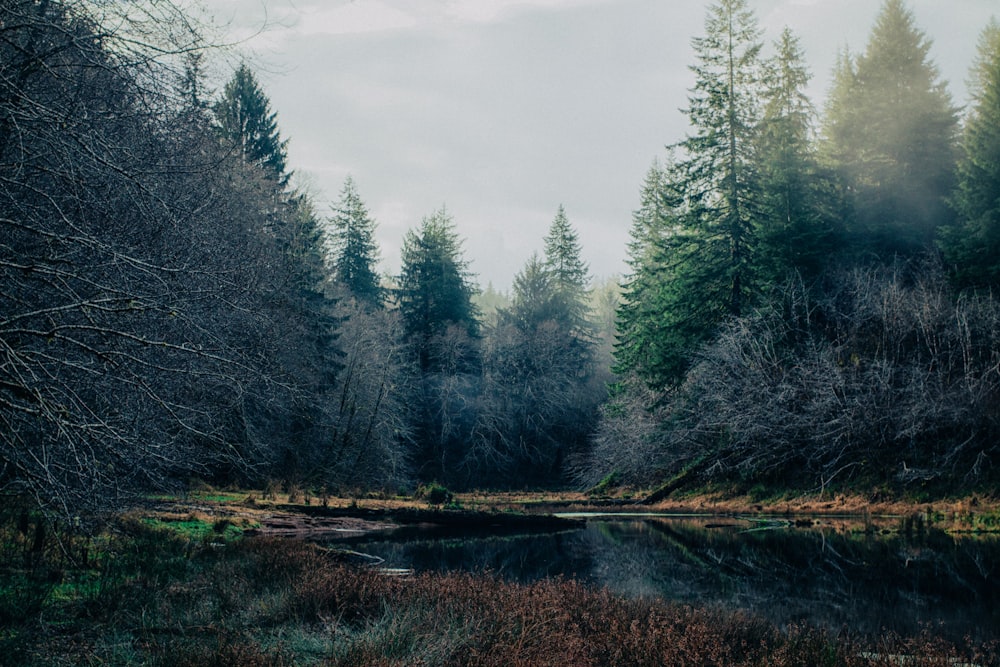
[755,27,834,283]
[504,254,557,333]
[397,207,480,371]
[213,63,290,185]
[967,19,1000,106]
[177,51,210,116]
[939,20,1000,288]
[329,176,383,306]
[614,161,674,385]
[676,0,765,318]
[821,0,958,256]
[614,0,765,388]
[542,205,592,337]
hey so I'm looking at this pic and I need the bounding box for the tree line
[0,0,609,521]
[583,0,1000,494]
[3,0,999,522]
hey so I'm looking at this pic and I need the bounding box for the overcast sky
[196,0,997,291]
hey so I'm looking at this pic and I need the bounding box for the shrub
[414,482,453,506]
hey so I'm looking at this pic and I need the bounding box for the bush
[414,482,453,506]
[587,261,1000,493]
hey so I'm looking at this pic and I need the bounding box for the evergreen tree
[676,0,765,319]
[755,27,834,283]
[542,205,592,337]
[940,20,1000,288]
[821,0,958,256]
[614,0,765,388]
[213,63,290,185]
[614,161,677,386]
[397,207,480,371]
[329,176,384,306]
[211,64,339,475]
[177,51,210,117]
[504,254,557,333]
[967,19,1000,106]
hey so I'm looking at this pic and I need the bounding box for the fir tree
[615,0,766,388]
[614,161,676,386]
[542,205,592,337]
[504,254,557,333]
[329,176,384,306]
[676,0,765,319]
[213,63,290,185]
[821,0,958,256]
[397,207,480,371]
[940,20,1000,288]
[755,27,834,283]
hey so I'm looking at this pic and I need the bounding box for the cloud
[441,0,612,25]
[221,0,619,41]
[291,1,419,37]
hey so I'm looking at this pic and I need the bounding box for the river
[322,513,1000,644]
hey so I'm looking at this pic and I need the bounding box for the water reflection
[327,515,1000,643]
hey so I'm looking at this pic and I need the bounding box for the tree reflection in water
[329,516,1000,644]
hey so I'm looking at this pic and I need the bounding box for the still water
[326,514,1000,643]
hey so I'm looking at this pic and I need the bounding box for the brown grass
[4,514,997,667]
[181,539,997,667]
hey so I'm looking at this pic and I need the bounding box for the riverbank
[160,486,1000,538]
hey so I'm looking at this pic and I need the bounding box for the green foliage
[755,28,838,283]
[821,0,958,256]
[616,0,770,388]
[940,20,1000,289]
[504,254,557,332]
[213,63,290,184]
[615,156,737,387]
[542,205,593,337]
[329,176,384,306]
[588,471,622,497]
[397,207,480,372]
[414,482,453,505]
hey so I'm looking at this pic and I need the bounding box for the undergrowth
[0,506,997,666]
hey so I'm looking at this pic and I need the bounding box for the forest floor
[4,487,999,665]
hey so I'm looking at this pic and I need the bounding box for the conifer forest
[3,0,1000,519]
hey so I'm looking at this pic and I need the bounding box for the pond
[320,513,1000,644]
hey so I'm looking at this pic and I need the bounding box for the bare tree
[0,0,336,520]
[585,261,1000,492]
[319,297,414,491]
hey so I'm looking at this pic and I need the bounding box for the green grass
[142,515,245,543]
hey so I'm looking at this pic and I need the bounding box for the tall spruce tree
[397,207,480,371]
[755,27,834,283]
[542,205,592,338]
[504,254,557,333]
[678,0,765,319]
[614,161,684,387]
[967,19,1000,106]
[939,20,1000,288]
[329,176,384,306]
[213,64,290,185]
[821,0,958,256]
[617,180,711,388]
[615,0,765,388]
[212,63,340,476]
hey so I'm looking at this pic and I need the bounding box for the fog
[199,0,996,290]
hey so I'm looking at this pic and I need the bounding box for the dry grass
[3,513,997,666]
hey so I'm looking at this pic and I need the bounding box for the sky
[195,0,997,292]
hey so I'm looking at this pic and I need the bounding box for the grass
[0,500,997,666]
